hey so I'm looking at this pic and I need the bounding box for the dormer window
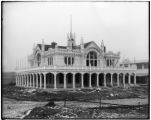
[37,53,41,67]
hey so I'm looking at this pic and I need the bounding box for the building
[15,22,137,90]
[120,59,149,85]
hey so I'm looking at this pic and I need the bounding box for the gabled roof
[37,44,67,51]
[37,41,99,51]
[84,41,93,48]
[37,44,52,51]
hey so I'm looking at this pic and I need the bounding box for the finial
[81,37,84,44]
[70,14,72,34]
[42,39,44,44]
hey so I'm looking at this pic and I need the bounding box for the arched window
[48,57,53,65]
[86,51,97,67]
[37,53,41,67]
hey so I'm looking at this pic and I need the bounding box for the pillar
[16,75,17,86]
[123,74,125,88]
[104,74,106,87]
[97,74,99,87]
[134,74,136,86]
[19,75,21,86]
[64,73,66,89]
[81,73,84,88]
[33,74,35,88]
[40,74,42,88]
[44,73,46,89]
[21,75,24,86]
[73,73,75,89]
[18,75,20,86]
[128,74,131,85]
[54,73,57,89]
[27,74,29,87]
[89,73,92,88]
[25,75,27,87]
[117,74,119,87]
[111,74,113,87]
[30,74,32,87]
[36,74,38,88]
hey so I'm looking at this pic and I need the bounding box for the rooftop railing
[16,65,137,72]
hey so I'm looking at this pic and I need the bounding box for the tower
[67,15,76,49]
[80,37,84,50]
[101,40,106,53]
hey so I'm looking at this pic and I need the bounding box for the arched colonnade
[16,72,137,89]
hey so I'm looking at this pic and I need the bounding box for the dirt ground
[2,97,47,119]
[2,85,149,119]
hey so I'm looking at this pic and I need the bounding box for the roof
[84,41,93,48]
[120,59,149,64]
[37,44,68,50]
[37,44,52,51]
[37,41,97,51]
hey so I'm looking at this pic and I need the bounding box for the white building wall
[73,56,81,67]
[55,55,65,66]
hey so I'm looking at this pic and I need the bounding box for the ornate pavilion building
[15,27,137,90]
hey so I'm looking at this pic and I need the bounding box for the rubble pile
[24,103,149,119]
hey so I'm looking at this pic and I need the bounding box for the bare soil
[2,85,149,119]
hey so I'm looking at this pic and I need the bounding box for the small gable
[84,41,101,51]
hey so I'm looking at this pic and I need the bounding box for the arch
[86,51,97,67]
[125,73,129,84]
[24,74,28,86]
[66,73,73,88]
[99,73,104,86]
[40,73,44,88]
[46,73,54,88]
[119,73,124,86]
[113,73,118,86]
[106,73,111,87]
[37,73,40,87]
[83,73,89,87]
[27,74,30,87]
[33,73,37,87]
[75,73,81,88]
[56,73,64,88]
[31,74,34,87]
[91,73,97,87]
[130,73,135,84]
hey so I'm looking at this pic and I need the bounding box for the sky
[2,2,149,72]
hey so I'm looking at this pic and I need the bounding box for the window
[68,57,71,65]
[144,63,148,69]
[64,56,74,65]
[137,64,142,69]
[72,57,74,64]
[48,57,53,65]
[64,57,67,65]
[86,51,97,67]
[37,53,41,67]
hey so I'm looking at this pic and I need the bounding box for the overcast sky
[2,2,149,72]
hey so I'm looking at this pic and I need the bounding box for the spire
[67,15,76,48]
[80,37,84,50]
[42,38,44,44]
[81,37,84,44]
[70,14,72,34]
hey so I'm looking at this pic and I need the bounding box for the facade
[120,59,149,85]
[15,30,137,90]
